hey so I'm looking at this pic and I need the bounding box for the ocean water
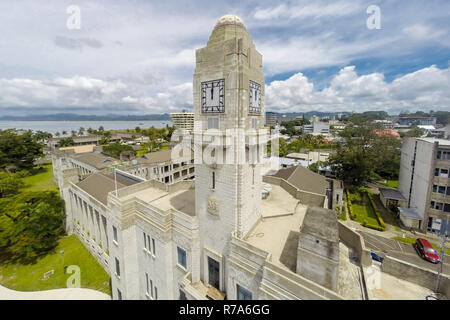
[0,120,172,135]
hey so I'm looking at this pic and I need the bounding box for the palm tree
[78,127,85,136]
[62,130,67,136]
[71,130,77,137]
[55,131,61,137]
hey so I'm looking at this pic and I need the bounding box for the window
[438,186,446,194]
[251,117,258,129]
[150,279,153,298]
[212,171,215,189]
[237,284,252,300]
[152,238,156,256]
[143,232,147,250]
[433,185,438,193]
[115,258,120,277]
[117,289,122,300]
[177,247,187,268]
[431,201,444,210]
[146,273,149,295]
[179,289,187,300]
[155,287,158,300]
[113,226,118,243]
[207,117,219,129]
[444,203,450,213]
[435,168,440,176]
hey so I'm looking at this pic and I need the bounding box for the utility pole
[435,215,449,296]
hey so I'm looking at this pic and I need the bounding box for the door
[207,256,220,290]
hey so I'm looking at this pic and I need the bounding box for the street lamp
[60,250,65,274]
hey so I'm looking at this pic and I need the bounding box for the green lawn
[348,190,384,230]
[0,235,111,295]
[381,180,398,188]
[22,163,58,192]
[393,236,450,255]
[136,148,149,157]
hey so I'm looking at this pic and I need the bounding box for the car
[414,238,440,264]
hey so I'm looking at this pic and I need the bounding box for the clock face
[201,79,225,113]
[249,80,261,114]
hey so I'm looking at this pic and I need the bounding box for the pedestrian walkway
[0,284,110,300]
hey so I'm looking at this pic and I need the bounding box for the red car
[414,238,440,264]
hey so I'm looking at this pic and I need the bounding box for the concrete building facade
[52,14,373,301]
[398,137,450,234]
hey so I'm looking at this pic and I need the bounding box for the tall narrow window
[146,273,149,295]
[143,232,147,249]
[155,287,158,300]
[177,247,187,268]
[113,226,118,243]
[117,289,122,300]
[152,238,156,256]
[237,284,252,300]
[150,279,153,298]
[115,258,120,277]
[212,171,215,189]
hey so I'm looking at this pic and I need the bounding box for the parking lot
[360,231,450,276]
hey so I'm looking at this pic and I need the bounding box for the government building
[52,15,374,300]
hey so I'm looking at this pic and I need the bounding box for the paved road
[360,231,450,276]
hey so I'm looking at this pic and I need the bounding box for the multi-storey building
[170,112,194,133]
[398,137,450,234]
[302,121,330,136]
[265,112,277,127]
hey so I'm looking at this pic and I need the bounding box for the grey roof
[76,172,138,205]
[398,207,422,220]
[271,166,328,195]
[300,206,339,242]
[71,152,116,169]
[137,148,193,165]
[379,188,406,201]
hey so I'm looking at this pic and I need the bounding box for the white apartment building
[398,137,450,234]
[302,121,330,136]
[170,112,194,133]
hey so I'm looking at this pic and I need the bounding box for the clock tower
[193,14,266,292]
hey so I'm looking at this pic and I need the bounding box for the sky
[0,0,449,116]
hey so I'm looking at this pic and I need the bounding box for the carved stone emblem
[207,197,219,215]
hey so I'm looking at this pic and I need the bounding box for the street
[360,231,450,276]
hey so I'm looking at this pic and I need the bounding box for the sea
[0,120,172,135]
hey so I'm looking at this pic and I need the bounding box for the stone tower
[193,14,266,292]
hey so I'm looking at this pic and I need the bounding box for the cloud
[265,65,450,113]
[53,36,103,50]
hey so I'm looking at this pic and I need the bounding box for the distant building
[372,129,400,138]
[397,137,450,234]
[265,111,277,127]
[397,116,436,127]
[170,112,194,133]
[302,121,330,136]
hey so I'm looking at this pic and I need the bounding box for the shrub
[367,191,386,230]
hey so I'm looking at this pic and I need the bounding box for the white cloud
[265,65,450,113]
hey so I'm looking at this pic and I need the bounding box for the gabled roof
[271,166,328,195]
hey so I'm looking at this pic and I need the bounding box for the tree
[328,124,400,187]
[62,130,67,136]
[402,125,425,138]
[33,131,52,142]
[78,127,85,136]
[71,130,77,137]
[58,137,75,147]
[0,129,44,172]
[102,143,135,158]
[55,132,61,137]
[0,171,25,198]
[0,191,65,263]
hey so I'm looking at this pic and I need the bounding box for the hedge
[367,191,386,230]
[346,189,356,220]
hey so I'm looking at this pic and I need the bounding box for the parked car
[414,238,440,264]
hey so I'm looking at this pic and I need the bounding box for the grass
[21,163,58,192]
[0,235,111,295]
[381,180,398,188]
[349,191,379,225]
[136,148,149,157]
[393,236,450,255]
